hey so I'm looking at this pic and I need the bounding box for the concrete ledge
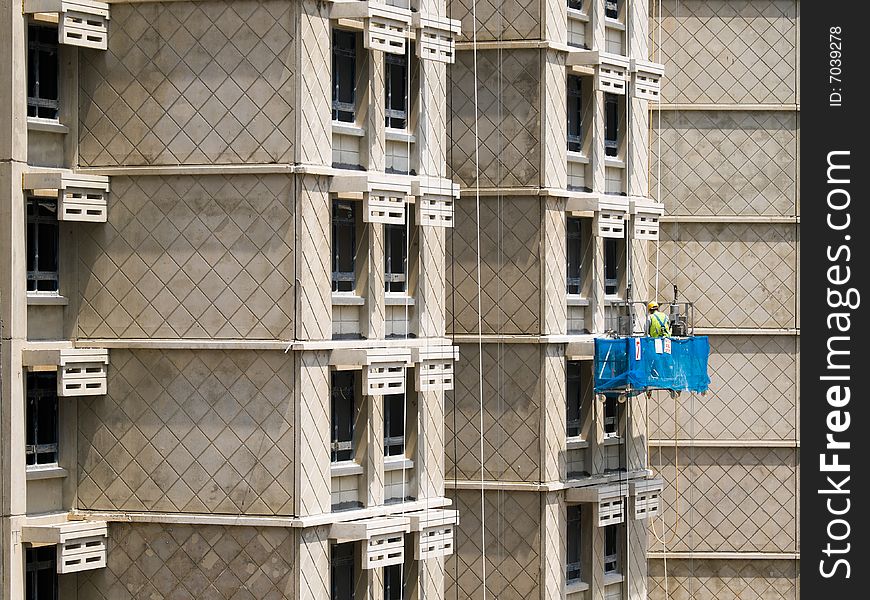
[661,214,799,223]
[648,551,799,560]
[27,294,69,306]
[25,465,68,481]
[27,118,69,134]
[447,470,649,492]
[649,439,799,448]
[653,103,800,111]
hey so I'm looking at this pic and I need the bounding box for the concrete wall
[78,0,297,166]
[74,174,296,340]
[77,349,295,515]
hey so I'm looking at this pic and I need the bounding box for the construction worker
[647,301,671,338]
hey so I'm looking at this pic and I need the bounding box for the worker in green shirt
[647,301,671,338]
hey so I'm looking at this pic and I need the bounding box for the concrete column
[412,556,445,600]
[588,389,606,476]
[296,0,332,167]
[295,175,333,341]
[362,223,385,340]
[541,196,567,335]
[626,514,649,600]
[417,225,446,339]
[364,393,385,507]
[589,234,606,333]
[0,0,27,163]
[590,90,606,195]
[541,491,566,600]
[294,351,332,518]
[416,389,444,499]
[296,526,331,600]
[627,97,649,198]
[587,503,605,600]
[416,60,447,178]
[542,0,568,42]
[365,50,386,172]
[540,344,566,483]
[589,0,607,52]
[364,566,385,600]
[541,50,568,191]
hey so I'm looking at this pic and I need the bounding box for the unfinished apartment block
[1,1,461,598]
[445,0,665,598]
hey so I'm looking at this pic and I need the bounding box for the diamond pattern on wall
[447,344,541,482]
[296,175,332,341]
[77,349,295,515]
[650,111,797,216]
[648,335,797,441]
[418,389,446,499]
[418,61,449,178]
[75,175,294,340]
[542,198,567,335]
[449,49,542,189]
[419,226,447,338]
[446,490,541,600]
[650,0,798,104]
[449,0,541,42]
[79,0,295,166]
[297,0,331,166]
[449,196,541,335]
[648,558,798,600]
[297,351,331,517]
[654,222,796,329]
[541,50,567,190]
[298,526,330,600]
[648,446,797,553]
[76,523,294,599]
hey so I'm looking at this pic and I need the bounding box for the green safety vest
[649,311,671,338]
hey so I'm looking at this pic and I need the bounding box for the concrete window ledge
[566,437,589,450]
[603,573,624,586]
[566,295,590,307]
[385,294,415,306]
[604,157,626,169]
[567,151,590,165]
[27,294,69,306]
[332,123,366,137]
[385,129,415,143]
[27,117,69,134]
[332,293,365,306]
[384,457,414,472]
[602,436,623,447]
[331,461,364,478]
[567,8,589,23]
[566,581,590,596]
[604,19,626,31]
[26,465,68,481]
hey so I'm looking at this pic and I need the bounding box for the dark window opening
[567,0,583,10]
[331,542,355,600]
[26,546,58,600]
[27,24,59,120]
[567,76,583,152]
[385,53,408,129]
[26,372,58,467]
[603,395,619,437]
[604,238,622,296]
[26,197,59,293]
[384,394,406,457]
[566,361,588,438]
[604,524,620,574]
[566,504,582,583]
[384,563,406,600]
[604,93,619,157]
[566,217,583,295]
[332,30,357,123]
[385,223,408,293]
[331,371,356,463]
[332,200,356,293]
[605,0,619,19]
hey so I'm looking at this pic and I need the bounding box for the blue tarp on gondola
[593,336,711,393]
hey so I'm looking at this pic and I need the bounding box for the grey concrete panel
[449,0,542,42]
[649,558,798,600]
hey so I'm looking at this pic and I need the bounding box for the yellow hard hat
[648,301,659,310]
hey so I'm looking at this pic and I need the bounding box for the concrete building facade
[2,1,463,599]
[442,0,798,599]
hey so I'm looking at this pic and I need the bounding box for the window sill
[604,157,626,168]
[566,8,589,23]
[332,122,365,137]
[385,293,415,306]
[384,456,414,472]
[604,19,626,31]
[332,293,365,306]
[603,435,623,446]
[567,151,590,165]
[27,294,68,306]
[385,128,415,143]
[27,117,69,134]
[604,573,624,586]
[331,461,364,477]
[26,465,68,481]
[604,296,624,304]
[566,580,590,594]
[566,295,590,307]
[566,436,588,450]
